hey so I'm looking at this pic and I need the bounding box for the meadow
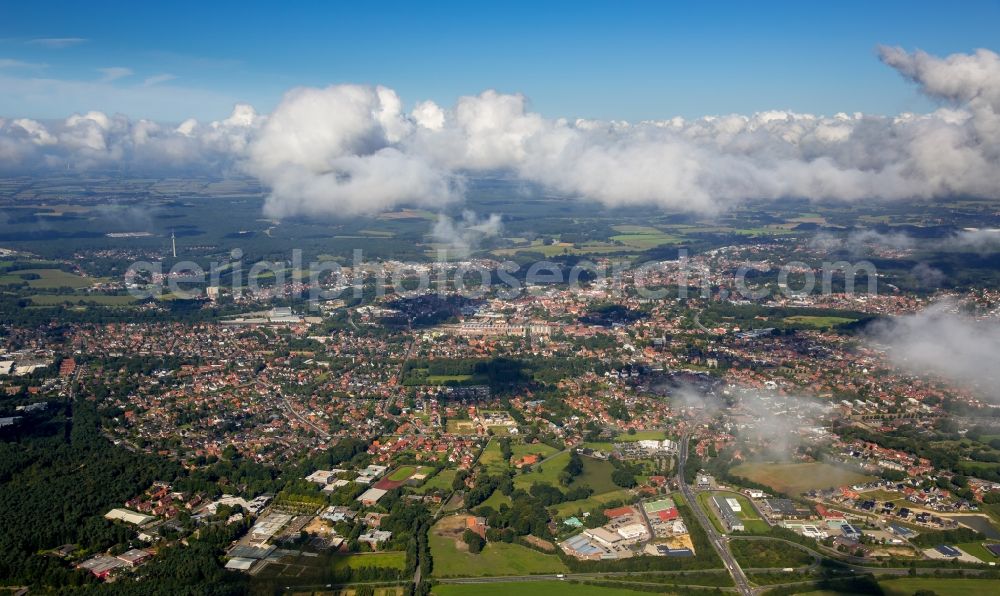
[731,462,876,495]
[0,268,98,289]
[429,518,567,577]
[801,578,1000,596]
[432,581,656,596]
[330,552,406,572]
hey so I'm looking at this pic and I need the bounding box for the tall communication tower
[171,230,177,258]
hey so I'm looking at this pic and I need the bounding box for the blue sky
[2,0,999,122]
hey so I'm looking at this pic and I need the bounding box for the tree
[462,529,485,554]
[611,468,636,488]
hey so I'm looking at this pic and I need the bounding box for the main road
[677,432,754,596]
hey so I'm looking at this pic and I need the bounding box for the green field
[429,531,567,577]
[493,239,633,257]
[614,430,667,442]
[387,465,430,482]
[731,462,876,495]
[433,581,657,595]
[426,374,475,384]
[478,441,507,472]
[783,315,857,328]
[582,441,617,452]
[514,451,570,489]
[953,541,997,562]
[513,451,624,510]
[571,456,620,494]
[610,231,682,249]
[553,488,633,517]
[418,468,456,493]
[330,551,406,572]
[511,442,559,460]
[801,578,1000,596]
[480,488,511,510]
[29,294,138,306]
[0,268,98,289]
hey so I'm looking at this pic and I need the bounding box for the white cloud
[27,37,87,49]
[431,211,503,255]
[246,84,457,216]
[1,46,999,216]
[867,301,1000,398]
[0,103,257,173]
[0,58,47,69]
[143,73,177,87]
[98,67,133,83]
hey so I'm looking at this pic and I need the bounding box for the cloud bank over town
[1,47,999,216]
[867,301,1000,397]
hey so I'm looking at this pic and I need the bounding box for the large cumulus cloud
[2,46,999,216]
[0,103,260,174]
[246,85,459,217]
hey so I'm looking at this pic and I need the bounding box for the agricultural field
[432,581,656,596]
[731,462,876,496]
[0,268,99,289]
[493,239,633,257]
[782,315,857,328]
[553,488,633,517]
[429,515,567,577]
[426,374,475,384]
[609,225,682,249]
[254,551,405,583]
[29,294,138,306]
[330,552,406,572]
[801,578,1000,596]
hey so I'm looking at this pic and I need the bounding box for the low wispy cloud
[143,73,177,87]
[867,301,1000,399]
[810,228,1000,256]
[98,67,133,83]
[0,58,47,69]
[28,37,88,49]
[431,210,502,255]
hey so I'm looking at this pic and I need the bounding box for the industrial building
[712,496,745,532]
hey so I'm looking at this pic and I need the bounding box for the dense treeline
[0,400,181,588]
[910,527,983,548]
[71,522,249,596]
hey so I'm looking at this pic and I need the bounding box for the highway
[677,432,754,596]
